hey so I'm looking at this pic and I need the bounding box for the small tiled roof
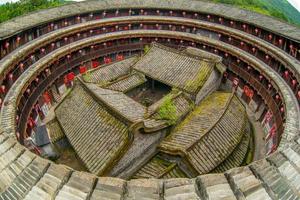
[104,73,147,92]
[133,43,215,95]
[88,56,138,84]
[85,82,146,123]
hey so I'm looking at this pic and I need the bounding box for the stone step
[55,171,95,200]
[226,167,271,199]
[126,179,162,199]
[90,177,125,200]
[164,178,200,200]
[24,164,71,200]
[197,174,236,200]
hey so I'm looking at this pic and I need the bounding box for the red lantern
[104,57,112,64]
[292,79,297,86]
[268,34,272,40]
[207,15,211,19]
[116,54,124,61]
[67,72,75,81]
[265,55,269,60]
[4,42,9,49]
[280,106,284,113]
[297,91,300,99]
[284,70,289,77]
[43,91,51,104]
[79,66,87,74]
[218,18,223,23]
[275,94,280,99]
[252,47,256,53]
[92,60,100,68]
[268,83,272,89]
[255,28,259,34]
[240,41,244,46]
[0,85,6,93]
[26,88,31,94]
[17,37,21,42]
[259,75,263,80]
[279,39,283,45]
[8,73,13,80]
[230,21,234,26]
[19,63,24,71]
[242,24,246,29]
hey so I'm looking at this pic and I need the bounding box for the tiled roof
[85,82,146,123]
[88,56,138,84]
[55,82,131,175]
[104,73,147,92]
[159,92,249,175]
[133,43,215,95]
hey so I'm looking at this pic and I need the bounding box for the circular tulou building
[0,0,300,199]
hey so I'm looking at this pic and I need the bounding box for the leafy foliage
[157,95,178,125]
[0,0,65,23]
[210,0,300,26]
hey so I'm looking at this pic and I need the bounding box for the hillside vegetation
[0,0,299,27]
[211,0,300,26]
[0,0,65,23]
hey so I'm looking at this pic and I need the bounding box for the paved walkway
[246,108,266,161]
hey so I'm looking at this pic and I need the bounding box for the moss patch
[156,95,178,125]
[184,61,213,93]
